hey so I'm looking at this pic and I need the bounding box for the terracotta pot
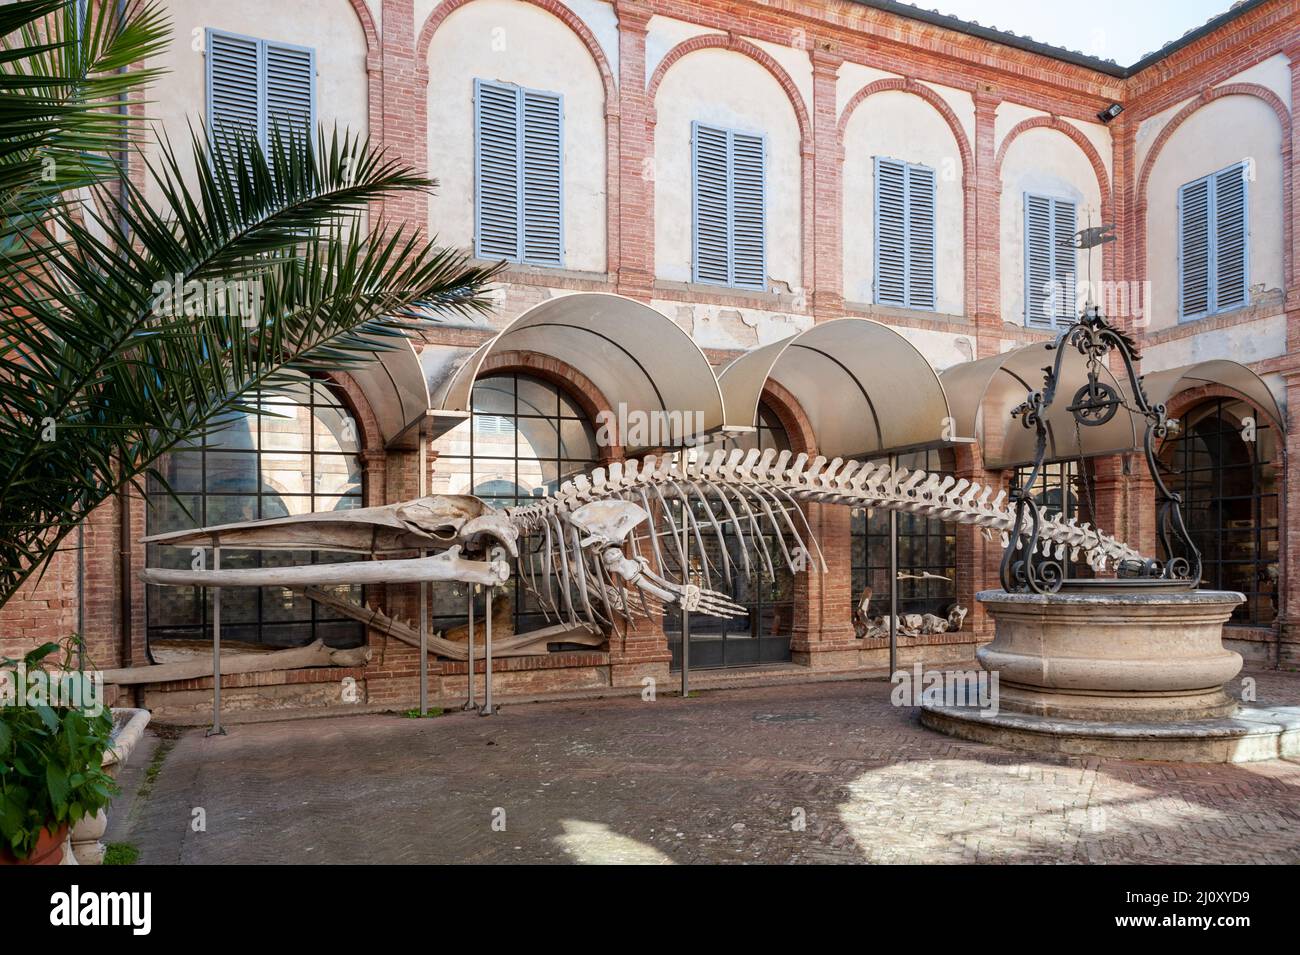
[0,824,68,865]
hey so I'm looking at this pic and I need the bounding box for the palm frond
[0,0,169,237]
[0,121,500,606]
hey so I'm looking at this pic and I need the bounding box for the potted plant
[0,636,118,864]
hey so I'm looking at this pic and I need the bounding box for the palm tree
[0,1,499,608]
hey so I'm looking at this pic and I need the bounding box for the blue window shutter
[264,40,315,155]
[1178,176,1211,320]
[905,163,936,309]
[1024,194,1053,327]
[206,30,260,151]
[1024,194,1077,328]
[1051,198,1077,325]
[521,90,563,267]
[730,131,766,291]
[1213,163,1247,312]
[692,121,730,286]
[874,157,906,307]
[475,79,521,261]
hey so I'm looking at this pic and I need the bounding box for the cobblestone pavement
[117,669,1300,864]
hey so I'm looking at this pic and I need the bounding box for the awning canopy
[940,345,1286,470]
[345,337,432,450]
[1139,359,1285,429]
[718,318,954,459]
[424,293,725,453]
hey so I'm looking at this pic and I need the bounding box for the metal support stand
[479,588,494,715]
[418,578,428,716]
[417,427,429,716]
[207,544,226,737]
[462,588,477,711]
[888,453,898,677]
[680,493,690,699]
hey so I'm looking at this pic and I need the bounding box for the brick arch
[325,371,385,454]
[995,115,1113,215]
[646,34,812,144]
[836,77,973,176]
[416,0,619,276]
[345,0,379,54]
[1134,84,1293,291]
[758,378,817,458]
[417,0,616,103]
[645,33,815,296]
[1163,382,1285,434]
[477,351,622,464]
[996,115,1115,294]
[836,77,976,316]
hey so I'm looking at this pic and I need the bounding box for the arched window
[1158,398,1279,624]
[430,372,600,638]
[145,374,365,650]
[665,402,795,669]
[851,448,957,623]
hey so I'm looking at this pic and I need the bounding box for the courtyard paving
[109,669,1300,864]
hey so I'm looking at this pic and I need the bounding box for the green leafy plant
[0,635,117,859]
[0,1,500,607]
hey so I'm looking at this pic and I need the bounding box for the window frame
[873,156,938,312]
[204,28,317,155]
[472,77,566,268]
[1022,191,1079,329]
[1177,161,1250,323]
[690,120,768,293]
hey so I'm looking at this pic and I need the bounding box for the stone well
[921,589,1300,762]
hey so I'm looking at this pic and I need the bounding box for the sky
[914,0,1239,66]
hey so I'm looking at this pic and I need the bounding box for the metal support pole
[418,426,428,716]
[207,544,226,737]
[480,588,494,715]
[419,579,428,715]
[463,588,477,710]
[888,453,898,677]
[680,493,690,698]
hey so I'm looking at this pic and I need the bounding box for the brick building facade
[4,0,1299,718]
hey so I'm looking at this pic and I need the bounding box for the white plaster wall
[1143,314,1288,370]
[142,0,370,206]
[999,127,1105,326]
[425,0,608,271]
[841,90,966,314]
[890,326,976,371]
[653,49,804,292]
[652,300,813,350]
[1143,94,1285,331]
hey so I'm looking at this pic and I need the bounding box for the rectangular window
[206,29,315,155]
[692,121,767,291]
[474,78,564,267]
[1023,193,1077,328]
[874,157,936,310]
[1178,162,1248,321]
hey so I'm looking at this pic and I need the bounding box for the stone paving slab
[112,669,1300,864]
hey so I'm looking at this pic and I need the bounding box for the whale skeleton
[142,446,1145,634]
